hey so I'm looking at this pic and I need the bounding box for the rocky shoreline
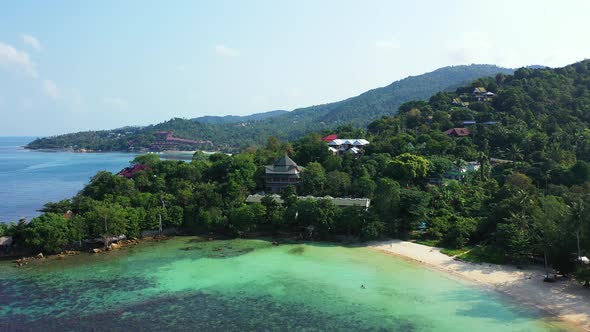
[11,237,149,268]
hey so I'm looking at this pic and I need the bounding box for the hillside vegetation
[26,65,512,152]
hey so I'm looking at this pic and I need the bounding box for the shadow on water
[179,237,264,259]
[0,274,158,318]
[0,289,419,332]
[287,246,305,255]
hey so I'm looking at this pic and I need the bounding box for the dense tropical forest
[4,60,590,286]
[26,65,513,152]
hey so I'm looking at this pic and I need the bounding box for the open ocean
[0,137,138,222]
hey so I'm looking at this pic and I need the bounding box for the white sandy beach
[370,240,590,331]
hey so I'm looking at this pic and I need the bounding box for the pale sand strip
[369,240,590,331]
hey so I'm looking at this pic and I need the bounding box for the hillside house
[452,98,469,108]
[473,87,495,101]
[444,128,471,137]
[327,139,370,156]
[446,161,481,180]
[265,155,303,193]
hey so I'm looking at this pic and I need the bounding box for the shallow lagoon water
[0,238,568,331]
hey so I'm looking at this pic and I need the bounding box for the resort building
[149,131,213,151]
[265,155,303,193]
[246,194,370,210]
[321,134,339,142]
[327,138,370,156]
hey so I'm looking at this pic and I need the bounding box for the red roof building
[150,131,212,151]
[444,128,471,137]
[118,164,151,178]
[322,134,338,142]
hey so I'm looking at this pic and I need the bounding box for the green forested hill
[192,110,289,124]
[26,64,513,151]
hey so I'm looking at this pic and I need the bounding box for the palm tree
[568,200,585,259]
[506,143,524,162]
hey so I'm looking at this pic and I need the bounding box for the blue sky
[1,0,589,136]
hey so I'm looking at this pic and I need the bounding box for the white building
[327,139,370,156]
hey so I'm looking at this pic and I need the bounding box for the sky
[1,0,589,136]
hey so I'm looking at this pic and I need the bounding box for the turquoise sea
[0,238,569,331]
[0,137,138,222]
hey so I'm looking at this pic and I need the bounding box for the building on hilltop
[265,155,303,193]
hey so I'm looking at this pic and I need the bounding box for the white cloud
[43,79,59,99]
[373,38,401,51]
[0,42,37,77]
[102,97,128,110]
[214,44,239,57]
[20,34,41,51]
